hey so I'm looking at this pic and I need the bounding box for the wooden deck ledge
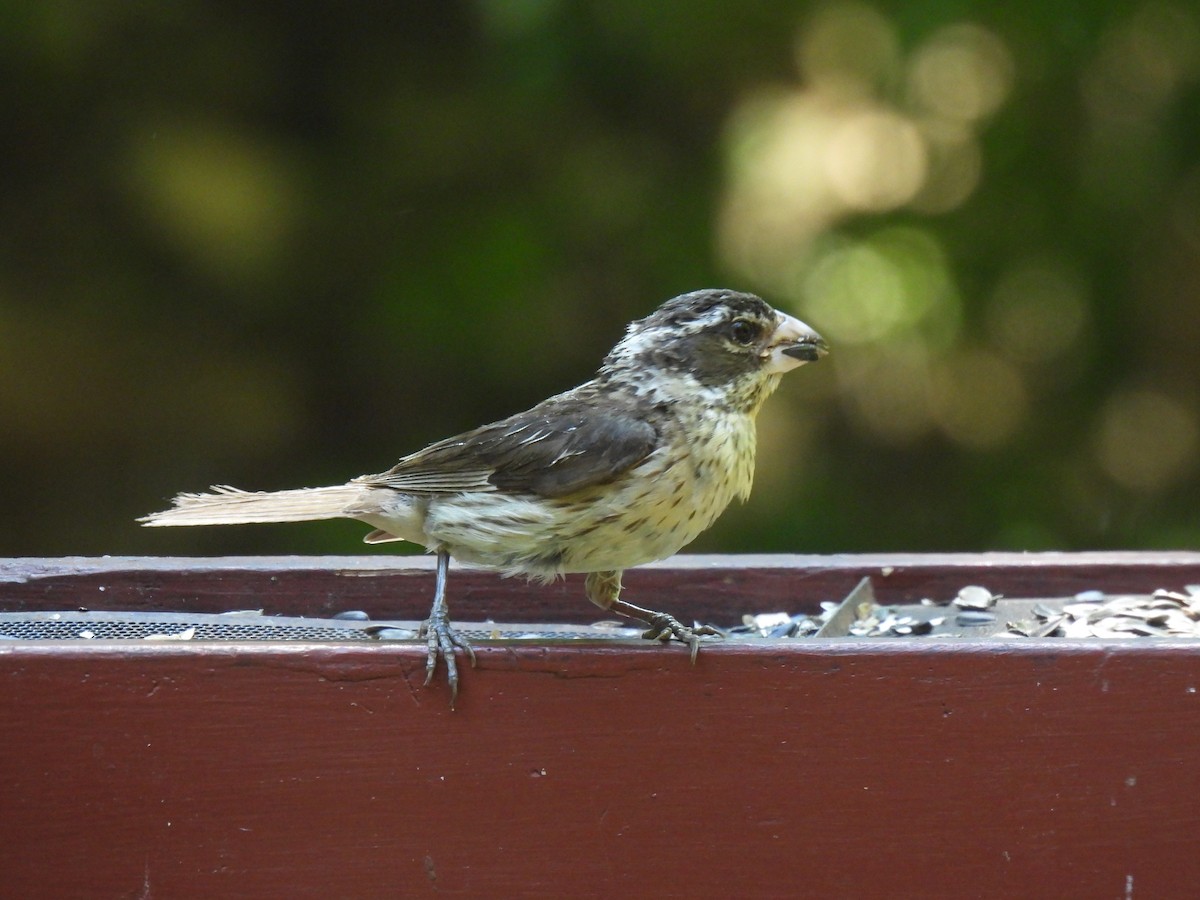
[3,554,1199,897]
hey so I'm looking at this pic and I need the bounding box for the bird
[140,289,828,702]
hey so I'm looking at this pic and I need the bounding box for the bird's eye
[728,319,758,345]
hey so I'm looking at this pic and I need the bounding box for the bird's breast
[553,406,758,573]
[415,407,759,578]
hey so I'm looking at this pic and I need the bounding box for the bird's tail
[139,484,365,527]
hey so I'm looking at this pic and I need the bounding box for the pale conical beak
[766,311,828,373]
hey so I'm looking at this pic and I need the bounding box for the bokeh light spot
[824,109,927,211]
[908,23,1015,123]
[931,349,1028,449]
[124,122,301,287]
[1096,390,1199,491]
[987,257,1089,364]
[799,226,957,346]
[796,1,901,95]
[836,342,935,444]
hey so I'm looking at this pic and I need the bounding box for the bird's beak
[766,311,828,373]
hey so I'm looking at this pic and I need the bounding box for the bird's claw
[419,617,476,706]
[640,613,722,663]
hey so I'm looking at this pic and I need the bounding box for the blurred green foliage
[1,0,1198,557]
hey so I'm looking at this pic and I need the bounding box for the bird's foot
[640,613,723,663]
[419,614,476,706]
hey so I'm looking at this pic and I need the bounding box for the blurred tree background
[2,0,1199,558]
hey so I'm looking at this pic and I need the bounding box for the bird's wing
[356,405,659,499]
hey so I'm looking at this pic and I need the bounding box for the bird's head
[602,289,828,410]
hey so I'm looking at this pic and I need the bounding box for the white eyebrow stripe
[611,307,734,359]
[678,306,730,333]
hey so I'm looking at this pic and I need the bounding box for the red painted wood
[5,552,1200,624]
[1,638,1198,897]
[4,555,1200,897]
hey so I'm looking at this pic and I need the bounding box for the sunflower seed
[956,611,996,626]
[954,586,999,610]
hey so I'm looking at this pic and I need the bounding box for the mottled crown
[629,289,774,335]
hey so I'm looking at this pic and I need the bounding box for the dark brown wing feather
[356,397,660,499]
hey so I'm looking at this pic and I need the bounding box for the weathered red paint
[2,555,1199,897]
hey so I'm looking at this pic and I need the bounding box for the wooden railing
[2,553,1199,897]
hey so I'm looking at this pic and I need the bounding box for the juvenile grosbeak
[141,289,827,701]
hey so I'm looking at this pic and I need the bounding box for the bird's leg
[419,549,476,705]
[584,570,721,663]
